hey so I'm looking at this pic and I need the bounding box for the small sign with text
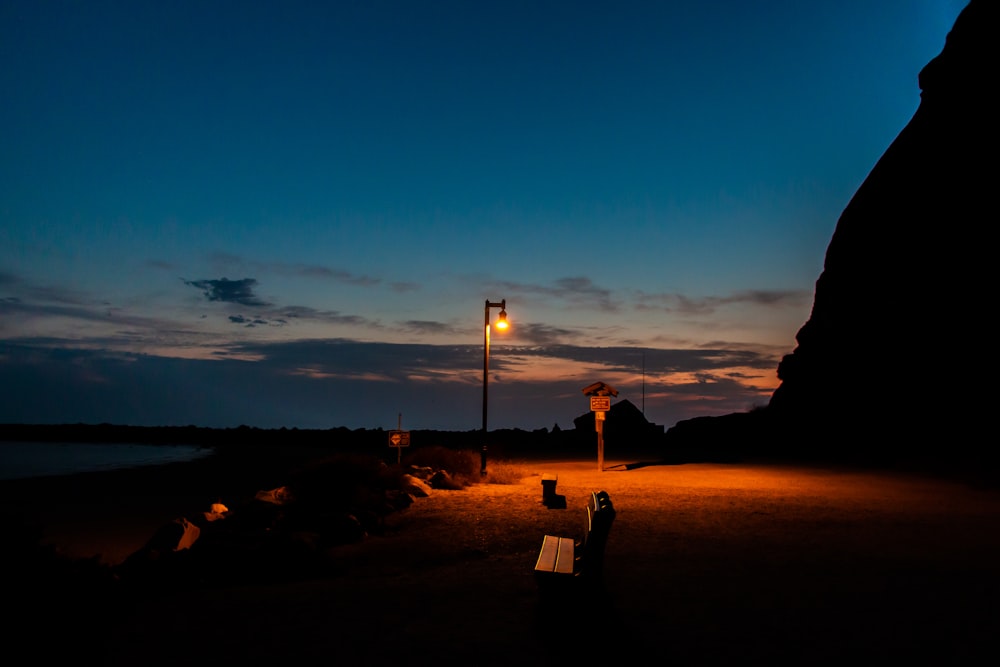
[590,396,611,411]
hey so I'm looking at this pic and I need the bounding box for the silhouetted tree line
[0,421,668,459]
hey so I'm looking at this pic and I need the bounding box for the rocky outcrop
[112,458,463,590]
[668,1,997,469]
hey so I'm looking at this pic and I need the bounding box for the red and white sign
[388,430,411,447]
[590,396,611,411]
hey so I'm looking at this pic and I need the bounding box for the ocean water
[0,441,213,481]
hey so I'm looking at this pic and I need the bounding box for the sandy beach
[4,448,1000,665]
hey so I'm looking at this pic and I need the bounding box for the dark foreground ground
[3,445,999,666]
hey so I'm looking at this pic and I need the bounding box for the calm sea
[0,441,213,481]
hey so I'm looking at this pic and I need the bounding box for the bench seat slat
[534,535,575,575]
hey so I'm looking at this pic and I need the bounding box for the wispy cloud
[206,252,382,287]
[498,276,618,312]
[634,288,810,315]
[183,277,271,306]
[511,322,584,345]
[272,306,377,327]
[0,266,791,430]
[284,264,380,286]
[400,320,465,336]
[0,271,96,307]
[0,294,162,330]
[0,333,779,430]
[228,315,271,327]
[509,344,776,373]
[218,305,383,331]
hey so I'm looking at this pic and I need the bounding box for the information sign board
[388,430,411,447]
[590,396,611,411]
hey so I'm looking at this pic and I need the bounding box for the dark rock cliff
[668,1,997,469]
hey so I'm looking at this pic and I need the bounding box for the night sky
[0,1,968,432]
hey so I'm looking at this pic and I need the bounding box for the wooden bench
[534,490,615,592]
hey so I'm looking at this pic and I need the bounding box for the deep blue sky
[0,1,968,432]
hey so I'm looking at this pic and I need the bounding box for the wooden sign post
[388,413,410,465]
[581,382,618,471]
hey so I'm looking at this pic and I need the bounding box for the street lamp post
[482,298,508,476]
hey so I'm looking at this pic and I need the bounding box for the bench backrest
[580,490,615,579]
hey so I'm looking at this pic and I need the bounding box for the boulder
[399,473,433,497]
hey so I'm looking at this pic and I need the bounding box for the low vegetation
[400,445,527,487]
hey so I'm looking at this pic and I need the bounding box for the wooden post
[596,417,604,471]
[582,382,616,473]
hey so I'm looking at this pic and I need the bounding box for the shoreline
[0,442,333,564]
[0,440,215,481]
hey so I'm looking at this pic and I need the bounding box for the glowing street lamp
[482,298,508,476]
